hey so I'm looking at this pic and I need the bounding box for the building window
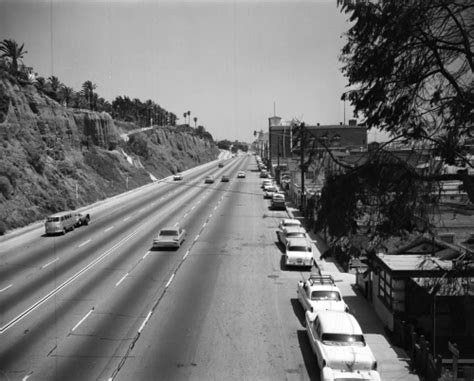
[378,270,393,309]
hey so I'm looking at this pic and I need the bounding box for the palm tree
[60,85,74,107]
[187,110,191,125]
[193,116,197,127]
[183,112,187,125]
[48,76,61,100]
[0,39,27,75]
[81,80,97,110]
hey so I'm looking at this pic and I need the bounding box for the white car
[153,226,186,249]
[297,274,349,313]
[173,173,183,181]
[278,218,302,231]
[261,179,273,189]
[263,185,278,199]
[237,171,246,178]
[284,237,314,268]
[277,225,308,246]
[305,310,380,381]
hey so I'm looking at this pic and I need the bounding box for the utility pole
[300,122,306,212]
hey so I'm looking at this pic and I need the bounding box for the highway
[0,154,320,381]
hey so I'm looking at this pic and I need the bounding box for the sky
[0,0,367,143]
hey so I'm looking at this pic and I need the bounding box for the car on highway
[74,212,90,227]
[278,218,301,231]
[277,225,308,246]
[152,225,187,249]
[44,211,76,235]
[218,162,225,168]
[284,237,314,268]
[271,193,286,210]
[221,175,230,182]
[173,173,183,181]
[204,175,215,183]
[305,310,380,381]
[297,274,349,314]
[237,171,246,178]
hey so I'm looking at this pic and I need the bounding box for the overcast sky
[1,0,363,142]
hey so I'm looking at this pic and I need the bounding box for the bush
[0,175,12,198]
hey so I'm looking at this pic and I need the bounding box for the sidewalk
[286,205,421,381]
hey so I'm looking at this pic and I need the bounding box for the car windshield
[47,217,60,222]
[287,232,305,238]
[160,230,178,236]
[311,291,341,301]
[288,245,311,252]
[321,333,366,346]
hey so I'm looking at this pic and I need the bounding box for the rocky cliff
[0,75,219,233]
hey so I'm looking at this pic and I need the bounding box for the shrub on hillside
[128,134,149,160]
[24,144,46,174]
[0,159,21,187]
[0,175,12,198]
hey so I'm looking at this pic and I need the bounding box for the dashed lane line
[78,239,91,248]
[71,309,94,332]
[115,273,129,287]
[0,284,12,293]
[40,258,58,269]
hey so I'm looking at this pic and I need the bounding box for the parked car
[297,274,349,314]
[204,175,215,184]
[221,175,230,182]
[263,185,278,199]
[152,225,186,249]
[305,310,380,381]
[271,193,286,210]
[237,171,246,178]
[278,218,301,231]
[74,212,90,227]
[44,211,76,235]
[173,173,183,181]
[259,170,269,178]
[284,237,314,268]
[261,179,273,189]
[277,225,308,246]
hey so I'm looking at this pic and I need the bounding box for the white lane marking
[191,206,196,210]
[202,222,207,228]
[183,251,190,260]
[0,226,142,334]
[40,258,58,269]
[194,235,199,242]
[22,372,33,381]
[209,214,213,218]
[0,284,12,293]
[104,226,114,233]
[72,309,94,332]
[174,222,179,227]
[214,206,218,210]
[78,239,91,248]
[143,251,151,259]
[165,274,175,288]
[138,311,152,333]
[115,273,129,287]
[183,213,188,218]
[123,217,130,221]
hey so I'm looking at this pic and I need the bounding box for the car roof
[286,237,311,246]
[47,211,73,218]
[283,226,306,233]
[281,218,301,225]
[316,311,362,335]
[160,226,180,231]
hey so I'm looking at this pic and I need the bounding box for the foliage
[231,141,249,153]
[338,0,474,166]
[24,144,46,174]
[216,140,232,150]
[127,134,149,160]
[0,175,12,199]
[0,39,27,75]
[315,151,433,239]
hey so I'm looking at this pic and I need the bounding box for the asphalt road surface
[0,154,320,381]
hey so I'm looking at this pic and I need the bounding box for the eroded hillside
[0,75,219,233]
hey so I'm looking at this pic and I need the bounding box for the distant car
[218,162,225,168]
[297,274,349,314]
[261,179,273,189]
[284,237,314,268]
[152,225,187,249]
[278,218,302,231]
[204,175,215,183]
[237,171,246,178]
[221,175,230,182]
[74,212,90,227]
[259,170,269,178]
[271,193,286,210]
[173,173,183,181]
[277,225,308,246]
[305,310,380,381]
[263,185,278,199]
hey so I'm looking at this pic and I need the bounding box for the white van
[45,211,76,235]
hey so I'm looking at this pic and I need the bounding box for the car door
[300,284,311,310]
